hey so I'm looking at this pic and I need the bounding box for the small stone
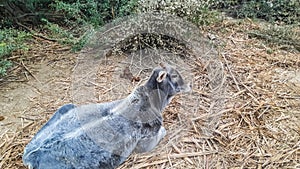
[0,116,5,121]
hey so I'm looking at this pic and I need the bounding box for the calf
[23,63,190,169]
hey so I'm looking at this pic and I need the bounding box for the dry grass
[1,18,299,169]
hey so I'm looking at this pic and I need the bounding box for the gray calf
[23,63,190,169]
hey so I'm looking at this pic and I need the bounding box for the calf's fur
[23,64,190,169]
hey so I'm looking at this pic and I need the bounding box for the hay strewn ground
[0,18,299,169]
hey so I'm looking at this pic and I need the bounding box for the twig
[161,151,218,159]
[102,84,120,95]
[172,144,194,164]
[278,95,300,99]
[222,53,241,91]
[16,22,58,42]
[133,159,169,169]
[21,61,41,84]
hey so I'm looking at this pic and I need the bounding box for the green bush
[1,0,138,28]
[0,57,12,76]
[44,0,138,50]
[0,29,31,76]
[248,24,300,51]
[211,0,300,24]
[52,0,138,27]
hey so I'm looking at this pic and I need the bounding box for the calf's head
[145,63,191,105]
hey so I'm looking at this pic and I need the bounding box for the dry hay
[1,17,300,169]
[200,19,300,168]
[0,39,77,168]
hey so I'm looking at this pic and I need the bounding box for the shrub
[248,24,300,51]
[137,0,222,26]
[211,0,300,24]
[45,0,138,50]
[52,0,138,27]
[0,29,31,76]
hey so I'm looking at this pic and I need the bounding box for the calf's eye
[171,74,178,79]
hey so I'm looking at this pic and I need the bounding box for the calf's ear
[156,70,167,83]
